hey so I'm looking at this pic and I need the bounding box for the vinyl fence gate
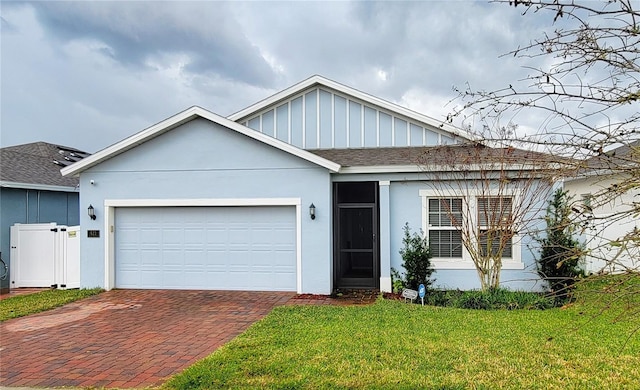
[10,223,80,289]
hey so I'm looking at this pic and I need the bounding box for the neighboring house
[0,142,89,292]
[61,75,552,294]
[564,141,639,274]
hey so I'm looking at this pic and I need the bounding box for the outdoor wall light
[309,203,316,220]
[88,204,97,220]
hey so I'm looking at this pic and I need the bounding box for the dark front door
[334,182,379,289]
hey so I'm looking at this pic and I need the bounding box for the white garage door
[115,206,297,291]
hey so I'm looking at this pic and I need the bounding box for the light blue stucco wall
[0,188,80,291]
[334,174,550,291]
[78,118,333,294]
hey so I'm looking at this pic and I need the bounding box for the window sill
[431,260,525,270]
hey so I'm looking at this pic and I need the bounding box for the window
[477,197,512,226]
[478,229,513,258]
[420,190,523,269]
[428,198,463,258]
[477,197,513,258]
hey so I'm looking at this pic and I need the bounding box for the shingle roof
[583,139,640,170]
[308,143,557,168]
[1,142,90,188]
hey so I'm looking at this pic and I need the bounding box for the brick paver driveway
[0,289,294,388]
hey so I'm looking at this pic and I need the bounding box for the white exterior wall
[564,175,639,273]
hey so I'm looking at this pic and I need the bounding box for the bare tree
[418,143,559,290]
[449,0,640,277]
[451,0,639,150]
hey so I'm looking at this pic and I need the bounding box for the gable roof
[61,106,341,177]
[1,142,89,191]
[227,75,474,141]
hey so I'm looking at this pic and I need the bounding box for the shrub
[393,223,434,291]
[424,289,555,310]
[537,188,584,302]
[390,268,405,294]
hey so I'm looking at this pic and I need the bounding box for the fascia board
[227,75,322,121]
[338,165,423,174]
[339,163,553,174]
[61,106,340,177]
[228,75,475,141]
[563,168,619,182]
[0,181,78,192]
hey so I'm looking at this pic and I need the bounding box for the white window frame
[477,196,514,259]
[420,189,523,270]
[425,197,464,259]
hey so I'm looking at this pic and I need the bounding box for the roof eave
[338,162,558,174]
[0,181,79,192]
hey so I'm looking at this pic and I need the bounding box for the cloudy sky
[2,1,562,153]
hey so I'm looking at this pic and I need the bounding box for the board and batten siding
[238,87,457,149]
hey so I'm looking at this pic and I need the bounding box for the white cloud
[2,0,621,154]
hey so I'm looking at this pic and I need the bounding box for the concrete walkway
[0,290,294,388]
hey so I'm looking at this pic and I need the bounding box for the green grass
[0,288,103,321]
[165,274,640,389]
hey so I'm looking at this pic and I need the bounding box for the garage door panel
[140,269,162,286]
[184,271,207,287]
[207,228,228,244]
[140,250,161,265]
[115,206,296,291]
[162,229,183,244]
[229,229,248,244]
[141,232,162,245]
[162,270,184,288]
[162,252,182,266]
[117,269,140,287]
[185,229,206,244]
[184,251,205,266]
[227,271,248,288]
[206,251,228,266]
[272,273,296,288]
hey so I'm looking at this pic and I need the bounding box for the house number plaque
[88,230,100,238]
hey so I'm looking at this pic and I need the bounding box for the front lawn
[166,274,640,389]
[0,288,103,321]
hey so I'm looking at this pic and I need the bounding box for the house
[0,142,89,293]
[61,75,553,294]
[564,141,639,274]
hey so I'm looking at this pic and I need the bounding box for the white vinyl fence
[10,223,80,289]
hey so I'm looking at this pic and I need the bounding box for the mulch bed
[382,292,402,300]
[289,289,379,305]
